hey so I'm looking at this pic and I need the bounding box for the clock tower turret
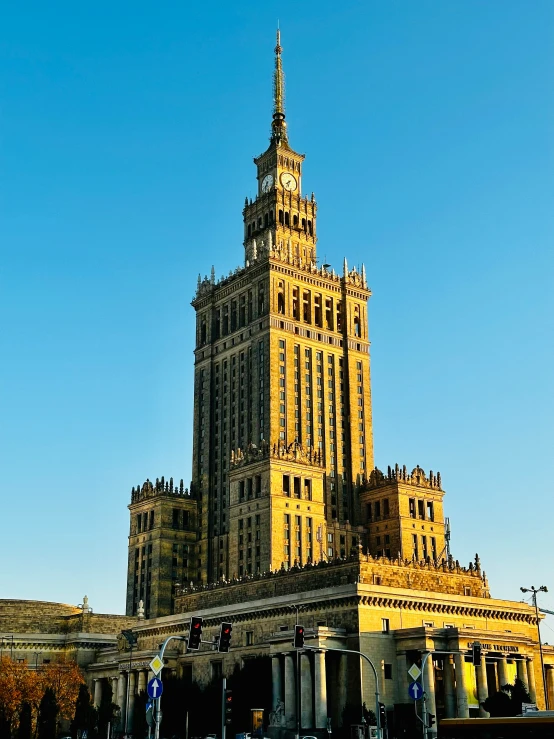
[243,31,316,267]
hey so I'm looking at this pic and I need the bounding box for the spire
[271,29,288,144]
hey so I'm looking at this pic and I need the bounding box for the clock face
[261,174,274,193]
[280,172,297,192]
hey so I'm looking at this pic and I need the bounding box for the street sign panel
[408,681,423,701]
[408,663,421,681]
[146,701,154,727]
[147,677,164,699]
[149,655,164,675]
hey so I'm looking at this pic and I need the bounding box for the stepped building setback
[2,31,553,738]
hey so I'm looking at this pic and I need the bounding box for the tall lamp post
[521,585,549,709]
[121,630,138,735]
[288,605,305,739]
[1,636,14,660]
[33,651,42,670]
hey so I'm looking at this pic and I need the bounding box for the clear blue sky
[1,1,553,633]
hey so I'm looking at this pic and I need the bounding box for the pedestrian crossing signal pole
[222,677,226,739]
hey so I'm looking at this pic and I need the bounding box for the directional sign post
[147,677,164,700]
[408,681,423,701]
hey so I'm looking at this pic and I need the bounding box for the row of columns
[93,669,151,731]
[420,653,541,721]
[272,650,337,730]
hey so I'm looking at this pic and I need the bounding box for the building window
[464,587,471,596]
[427,501,434,521]
[384,664,393,680]
[211,661,223,680]
[418,499,425,519]
[423,621,434,628]
[245,631,254,646]
[409,498,416,518]
[382,618,390,634]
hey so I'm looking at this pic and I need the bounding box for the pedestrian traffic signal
[188,616,203,650]
[427,713,436,728]
[472,641,482,666]
[294,624,305,648]
[224,689,233,725]
[218,622,233,653]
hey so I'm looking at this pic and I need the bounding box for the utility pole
[520,585,549,709]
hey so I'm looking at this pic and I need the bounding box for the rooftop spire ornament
[271,29,288,143]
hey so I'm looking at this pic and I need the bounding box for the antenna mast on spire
[271,29,288,143]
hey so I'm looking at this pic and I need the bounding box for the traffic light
[427,713,436,728]
[294,624,305,648]
[472,641,482,666]
[379,703,387,727]
[224,689,233,725]
[188,616,203,650]
[218,622,233,653]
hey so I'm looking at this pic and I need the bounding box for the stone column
[138,670,147,694]
[546,665,554,709]
[128,671,137,731]
[314,650,328,729]
[111,677,119,708]
[93,679,102,708]
[395,653,409,705]
[337,654,348,726]
[443,655,456,719]
[497,657,509,689]
[527,658,537,703]
[516,658,528,688]
[476,655,489,717]
[272,656,282,715]
[301,653,314,729]
[454,653,469,718]
[284,653,297,729]
[117,672,127,730]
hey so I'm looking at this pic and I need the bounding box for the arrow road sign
[147,677,164,699]
[408,681,423,701]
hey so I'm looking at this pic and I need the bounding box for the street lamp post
[33,651,42,670]
[1,636,14,660]
[121,630,138,735]
[521,585,549,710]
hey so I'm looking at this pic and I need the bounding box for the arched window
[307,220,313,235]
[279,210,284,225]
[302,218,306,230]
[293,214,298,228]
[284,212,290,227]
[200,318,207,345]
[264,213,269,227]
[354,314,360,337]
[247,224,251,238]
[278,292,285,314]
[258,217,263,229]
[270,211,274,223]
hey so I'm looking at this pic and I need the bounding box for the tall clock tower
[191,32,374,584]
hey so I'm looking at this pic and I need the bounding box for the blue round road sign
[408,681,423,700]
[147,677,164,699]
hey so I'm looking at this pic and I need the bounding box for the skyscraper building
[191,31,374,584]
